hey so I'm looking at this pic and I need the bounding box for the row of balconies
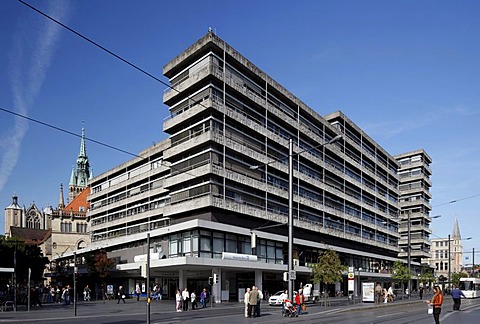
[163,61,401,192]
[164,121,400,223]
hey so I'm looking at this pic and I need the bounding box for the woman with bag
[295,289,305,315]
[427,286,444,324]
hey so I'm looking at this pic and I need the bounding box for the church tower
[451,218,464,273]
[4,195,23,237]
[58,183,65,210]
[69,125,93,203]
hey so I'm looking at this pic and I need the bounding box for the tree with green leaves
[310,249,347,306]
[451,272,468,287]
[84,250,115,300]
[391,260,411,297]
[0,236,48,283]
[419,269,435,287]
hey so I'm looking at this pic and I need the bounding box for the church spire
[79,123,87,159]
[58,183,65,209]
[452,217,461,239]
[68,124,92,202]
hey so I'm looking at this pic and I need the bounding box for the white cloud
[0,2,71,193]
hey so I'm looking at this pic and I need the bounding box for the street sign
[289,270,296,280]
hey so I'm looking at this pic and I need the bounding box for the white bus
[459,277,480,298]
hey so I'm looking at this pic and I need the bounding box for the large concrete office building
[83,31,431,301]
[395,150,433,267]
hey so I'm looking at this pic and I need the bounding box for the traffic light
[213,273,219,284]
[208,276,213,286]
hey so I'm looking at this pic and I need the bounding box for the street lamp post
[250,134,342,303]
[13,245,17,312]
[448,234,451,292]
[147,233,151,324]
[73,252,77,316]
[407,210,411,298]
[288,136,342,301]
[288,139,294,302]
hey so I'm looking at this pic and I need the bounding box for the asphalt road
[1,296,479,324]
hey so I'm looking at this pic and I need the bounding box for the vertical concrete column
[255,270,263,291]
[178,269,186,291]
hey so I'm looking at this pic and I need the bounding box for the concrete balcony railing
[163,62,212,104]
[163,98,213,133]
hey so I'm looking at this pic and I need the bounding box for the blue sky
[1,0,479,261]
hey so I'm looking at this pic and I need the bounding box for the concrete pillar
[178,269,186,291]
[255,270,263,291]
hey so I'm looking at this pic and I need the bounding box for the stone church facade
[4,125,92,278]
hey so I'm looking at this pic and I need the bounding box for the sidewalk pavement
[0,294,441,323]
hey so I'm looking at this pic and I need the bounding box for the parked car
[268,290,297,306]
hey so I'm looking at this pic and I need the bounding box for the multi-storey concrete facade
[395,150,433,266]
[84,31,432,301]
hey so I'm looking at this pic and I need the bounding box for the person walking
[387,286,394,302]
[182,287,189,311]
[191,291,197,309]
[256,286,263,317]
[62,286,70,305]
[117,286,126,304]
[419,286,424,300]
[135,285,141,301]
[451,285,465,311]
[83,285,91,301]
[375,283,383,303]
[295,289,305,315]
[200,288,208,308]
[248,286,259,318]
[427,286,444,324]
[175,289,182,312]
[244,288,251,317]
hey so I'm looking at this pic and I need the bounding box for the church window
[26,214,41,229]
[61,222,73,233]
[76,223,87,233]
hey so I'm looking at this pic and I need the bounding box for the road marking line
[376,311,404,318]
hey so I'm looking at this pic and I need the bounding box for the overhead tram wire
[13,1,215,179]
[18,0,219,124]
[0,106,202,180]
[0,107,140,158]
[17,0,342,212]
[432,193,480,208]
[18,0,171,90]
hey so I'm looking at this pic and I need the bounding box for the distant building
[425,219,465,280]
[4,125,92,281]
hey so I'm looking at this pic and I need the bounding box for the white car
[268,290,297,306]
